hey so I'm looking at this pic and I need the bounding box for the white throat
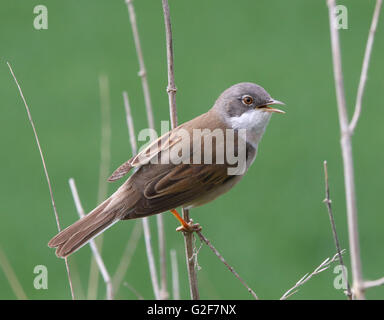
[227,109,272,148]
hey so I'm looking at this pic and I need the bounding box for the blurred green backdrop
[0,0,383,300]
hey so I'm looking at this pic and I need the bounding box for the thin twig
[349,0,383,132]
[170,249,180,300]
[7,62,75,300]
[0,246,28,300]
[364,276,384,289]
[125,0,168,299]
[196,231,259,300]
[68,257,86,299]
[323,161,352,299]
[327,0,365,299]
[142,217,161,300]
[157,213,168,299]
[125,0,155,130]
[182,210,200,300]
[280,251,345,300]
[123,282,144,300]
[122,91,161,300]
[123,91,138,155]
[88,74,112,300]
[162,0,178,129]
[97,74,111,204]
[112,220,142,295]
[69,178,114,300]
[161,0,199,300]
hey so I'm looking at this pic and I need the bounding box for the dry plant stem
[327,0,364,299]
[157,214,168,299]
[112,220,142,294]
[7,62,75,300]
[183,211,200,300]
[125,0,155,130]
[364,277,384,289]
[68,258,86,299]
[122,92,161,300]
[123,91,138,155]
[323,161,352,299]
[280,251,345,300]
[88,74,112,300]
[0,246,27,300]
[170,249,180,300]
[349,0,383,132]
[196,231,259,300]
[142,218,161,299]
[69,178,114,300]
[162,0,178,129]
[97,75,112,205]
[161,0,199,300]
[125,0,168,299]
[123,282,144,300]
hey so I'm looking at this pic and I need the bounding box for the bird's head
[214,82,285,132]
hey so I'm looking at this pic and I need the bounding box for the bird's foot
[176,219,202,233]
[170,209,202,233]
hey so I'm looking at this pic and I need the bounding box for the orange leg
[170,209,201,232]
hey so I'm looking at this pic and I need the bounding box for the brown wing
[124,162,235,219]
[111,109,241,218]
[108,127,183,182]
[108,109,223,182]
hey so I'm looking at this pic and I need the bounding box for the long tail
[48,196,120,258]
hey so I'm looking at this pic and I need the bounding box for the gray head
[214,82,284,118]
[213,82,285,141]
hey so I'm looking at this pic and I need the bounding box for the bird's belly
[183,174,243,209]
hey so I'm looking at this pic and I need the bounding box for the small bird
[48,82,285,257]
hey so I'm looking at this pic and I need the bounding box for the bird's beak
[260,99,286,114]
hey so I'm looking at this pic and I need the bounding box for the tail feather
[56,214,118,257]
[48,197,118,258]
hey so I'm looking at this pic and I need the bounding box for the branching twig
[280,251,345,300]
[125,0,168,299]
[196,231,259,300]
[125,0,155,130]
[7,62,75,300]
[349,0,383,132]
[122,91,161,300]
[69,178,114,300]
[161,0,199,300]
[323,161,352,299]
[162,0,178,129]
[327,0,365,299]
[364,276,384,290]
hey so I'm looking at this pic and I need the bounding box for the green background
[0,0,383,300]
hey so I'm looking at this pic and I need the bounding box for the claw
[176,220,202,233]
[170,209,202,233]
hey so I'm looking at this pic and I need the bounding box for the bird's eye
[242,95,254,105]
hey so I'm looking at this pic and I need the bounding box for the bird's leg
[170,209,202,233]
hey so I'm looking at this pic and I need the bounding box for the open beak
[259,99,286,114]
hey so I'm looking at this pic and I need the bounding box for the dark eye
[242,95,254,105]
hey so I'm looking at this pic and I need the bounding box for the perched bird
[48,82,285,257]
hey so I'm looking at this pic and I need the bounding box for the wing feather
[108,129,182,182]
